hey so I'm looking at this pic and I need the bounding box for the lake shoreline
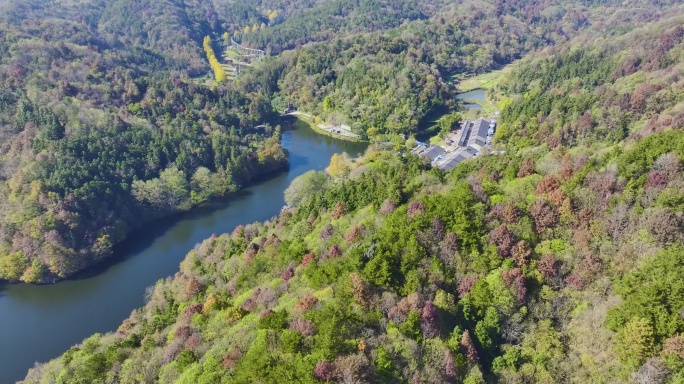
[0,155,290,286]
[0,124,368,384]
[282,114,369,143]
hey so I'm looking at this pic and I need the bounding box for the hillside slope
[22,9,684,383]
[234,0,681,139]
[0,0,286,283]
[1,0,680,284]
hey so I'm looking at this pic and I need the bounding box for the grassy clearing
[293,116,368,143]
[217,46,257,81]
[427,133,445,146]
[453,62,520,116]
[462,98,498,116]
[456,62,516,91]
[223,49,241,60]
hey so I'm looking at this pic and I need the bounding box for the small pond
[456,88,486,101]
[456,88,486,110]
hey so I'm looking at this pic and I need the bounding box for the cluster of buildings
[411,117,496,171]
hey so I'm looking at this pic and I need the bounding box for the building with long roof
[412,117,496,171]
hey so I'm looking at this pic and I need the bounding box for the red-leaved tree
[530,199,558,233]
[314,361,335,381]
[460,330,479,361]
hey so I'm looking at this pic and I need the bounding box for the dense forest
[2,0,681,283]
[21,3,684,383]
[496,16,684,148]
[0,0,287,283]
[231,0,682,139]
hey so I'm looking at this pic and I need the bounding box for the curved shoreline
[0,125,368,384]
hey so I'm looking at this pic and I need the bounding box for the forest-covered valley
[2,0,680,283]
[1,0,684,383]
[0,0,288,283]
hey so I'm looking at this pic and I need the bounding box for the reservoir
[456,88,486,109]
[0,122,367,383]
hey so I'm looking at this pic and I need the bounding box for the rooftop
[421,145,446,161]
[411,117,496,171]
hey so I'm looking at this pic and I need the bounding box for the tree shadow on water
[72,189,255,281]
[289,153,309,169]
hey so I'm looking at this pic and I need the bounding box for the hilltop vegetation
[0,0,286,283]
[234,0,681,139]
[22,5,684,383]
[23,130,684,382]
[496,16,684,148]
[3,0,671,284]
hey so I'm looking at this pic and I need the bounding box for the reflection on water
[456,89,486,110]
[456,88,486,100]
[0,122,367,383]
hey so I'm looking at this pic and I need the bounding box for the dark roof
[439,153,472,171]
[461,147,476,157]
[457,121,471,146]
[421,145,446,161]
[435,147,477,171]
[441,160,460,171]
[467,118,490,147]
[433,118,496,171]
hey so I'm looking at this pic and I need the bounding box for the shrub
[258,310,287,330]
[529,200,558,233]
[458,277,478,298]
[460,331,479,362]
[517,157,536,178]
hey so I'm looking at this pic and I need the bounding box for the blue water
[456,89,486,110]
[0,123,367,383]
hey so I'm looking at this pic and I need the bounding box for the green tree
[325,153,351,178]
[323,96,333,113]
[519,321,564,383]
[400,311,422,341]
[376,346,396,381]
[475,307,500,353]
[284,170,327,206]
[176,350,197,372]
[606,246,684,343]
[615,317,654,369]
[0,252,28,280]
[81,353,107,382]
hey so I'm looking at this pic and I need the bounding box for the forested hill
[233,0,681,139]
[0,0,676,282]
[22,8,684,384]
[0,0,286,283]
[0,0,679,283]
[0,0,219,66]
[496,13,684,149]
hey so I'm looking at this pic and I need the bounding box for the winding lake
[0,122,367,383]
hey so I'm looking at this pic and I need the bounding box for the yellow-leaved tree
[325,153,351,178]
[202,36,227,83]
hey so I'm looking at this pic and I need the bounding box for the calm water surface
[0,123,366,383]
[456,88,486,100]
[456,88,486,110]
